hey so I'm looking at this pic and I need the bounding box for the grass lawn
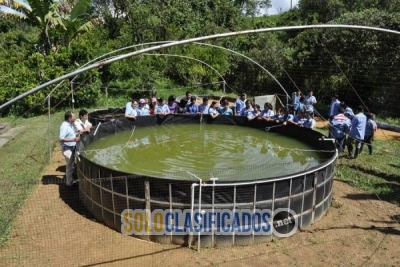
[0,112,62,247]
[315,126,400,204]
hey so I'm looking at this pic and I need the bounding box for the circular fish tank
[77,112,337,248]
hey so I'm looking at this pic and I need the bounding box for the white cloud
[267,0,299,15]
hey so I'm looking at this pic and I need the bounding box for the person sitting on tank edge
[287,110,305,127]
[186,95,199,114]
[208,101,219,119]
[278,107,294,125]
[302,111,316,129]
[74,109,92,134]
[155,98,170,115]
[125,99,138,120]
[59,111,80,187]
[137,98,150,116]
[219,99,233,115]
[198,96,210,115]
[259,102,275,122]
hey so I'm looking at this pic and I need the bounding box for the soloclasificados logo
[121,208,298,238]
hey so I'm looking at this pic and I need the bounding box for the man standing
[346,105,367,159]
[59,111,80,186]
[329,94,341,121]
[234,92,246,116]
[292,89,301,114]
[305,90,317,114]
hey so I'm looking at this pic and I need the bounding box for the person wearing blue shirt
[240,100,255,119]
[219,101,233,115]
[288,110,305,126]
[186,96,199,114]
[234,92,246,116]
[346,105,367,159]
[329,94,341,121]
[260,102,275,121]
[155,98,170,115]
[359,113,377,155]
[292,89,301,114]
[341,102,355,120]
[302,111,316,129]
[278,108,294,125]
[198,97,210,115]
[59,111,80,186]
[137,99,150,116]
[294,96,305,115]
[329,107,351,153]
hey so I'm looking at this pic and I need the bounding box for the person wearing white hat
[137,98,150,116]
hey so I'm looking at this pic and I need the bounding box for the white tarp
[254,94,281,111]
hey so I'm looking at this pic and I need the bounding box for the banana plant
[0,0,100,54]
[56,0,102,47]
[0,0,64,55]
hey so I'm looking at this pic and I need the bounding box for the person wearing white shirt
[305,90,317,113]
[74,109,92,134]
[125,100,138,119]
[59,111,80,186]
[208,101,219,119]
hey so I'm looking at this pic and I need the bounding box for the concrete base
[0,126,25,148]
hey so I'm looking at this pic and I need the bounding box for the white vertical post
[48,95,51,163]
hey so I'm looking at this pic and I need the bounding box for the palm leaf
[0,5,27,19]
[0,0,32,12]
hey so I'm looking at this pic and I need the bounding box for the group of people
[59,90,378,186]
[125,91,317,129]
[59,110,93,186]
[328,94,377,159]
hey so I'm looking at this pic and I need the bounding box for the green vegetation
[0,113,61,247]
[316,127,400,203]
[1,0,400,118]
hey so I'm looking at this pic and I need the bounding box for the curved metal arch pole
[69,41,285,98]
[141,53,227,86]
[193,42,289,99]
[2,24,400,111]
[48,41,174,99]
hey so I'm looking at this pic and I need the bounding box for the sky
[266,0,299,15]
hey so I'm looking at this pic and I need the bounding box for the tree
[56,0,101,47]
[0,0,63,54]
[0,0,99,54]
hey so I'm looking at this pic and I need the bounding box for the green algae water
[83,124,327,181]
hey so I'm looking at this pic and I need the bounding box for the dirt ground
[1,130,400,267]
